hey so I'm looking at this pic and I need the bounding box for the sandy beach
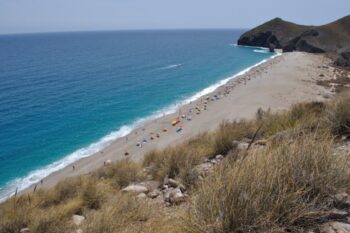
[24,52,335,193]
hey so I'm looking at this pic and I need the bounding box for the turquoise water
[0,30,273,200]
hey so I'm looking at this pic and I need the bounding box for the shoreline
[2,51,334,201]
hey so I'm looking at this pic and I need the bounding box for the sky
[0,0,349,34]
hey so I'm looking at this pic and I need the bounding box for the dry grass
[143,132,215,186]
[183,132,350,233]
[1,91,350,233]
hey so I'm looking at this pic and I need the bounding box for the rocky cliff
[238,15,350,67]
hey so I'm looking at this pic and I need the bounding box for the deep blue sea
[0,30,273,200]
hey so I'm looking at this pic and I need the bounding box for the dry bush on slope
[183,133,350,233]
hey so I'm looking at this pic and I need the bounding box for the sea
[0,29,274,201]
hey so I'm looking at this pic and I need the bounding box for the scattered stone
[122,184,148,194]
[76,229,83,233]
[147,189,160,199]
[20,228,30,233]
[72,215,85,226]
[137,193,147,199]
[215,154,224,160]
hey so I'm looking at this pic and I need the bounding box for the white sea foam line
[159,64,182,70]
[230,43,270,50]
[253,49,271,54]
[0,52,281,203]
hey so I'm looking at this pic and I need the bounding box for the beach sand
[24,52,335,193]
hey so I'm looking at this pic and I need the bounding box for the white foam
[253,49,271,54]
[0,52,281,203]
[230,43,270,51]
[160,64,182,70]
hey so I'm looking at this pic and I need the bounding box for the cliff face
[237,15,350,57]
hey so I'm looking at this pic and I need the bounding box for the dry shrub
[260,102,325,137]
[96,159,145,189]
[213,120,256,155]
[183,132,350,233]
[83,193,150,233]
[143,133,215,185]
[323,91,350,137]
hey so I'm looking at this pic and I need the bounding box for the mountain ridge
[238,15,350,65]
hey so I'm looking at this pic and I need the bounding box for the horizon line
[0,27,248,36]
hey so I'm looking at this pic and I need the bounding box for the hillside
[1,56,350,233]
[237,15,350,56]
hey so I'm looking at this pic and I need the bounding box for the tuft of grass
[183,132,350,233]
[143,133,215,186]
[95,159,145,189]
[83,193,151,233]
[323,91,350,137]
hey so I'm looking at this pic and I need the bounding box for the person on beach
[72,165,75,171]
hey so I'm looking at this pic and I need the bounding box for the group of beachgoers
[31,63,270,194]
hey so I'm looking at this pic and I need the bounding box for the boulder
[215,154,224,160]
[122,184,148,194]
[72,215,85,226]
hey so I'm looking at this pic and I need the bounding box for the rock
[215,154,224,160]
[122,184,148,194]
[137,193,147,199]
[72,215,85,226]
[335,52,350,68]
[76,229,83,233]
[168,178,179,188]
[20,228,30,233]
[178,183,186,192]
[233,141,249,151]
[321,222,350,233]
[147,189,160,199]
[169,188,185,204]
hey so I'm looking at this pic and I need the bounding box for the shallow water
[0,29,273,200]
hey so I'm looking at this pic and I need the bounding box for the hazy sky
[1,0,349,34]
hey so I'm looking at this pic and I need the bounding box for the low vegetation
[1,91,350,233]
